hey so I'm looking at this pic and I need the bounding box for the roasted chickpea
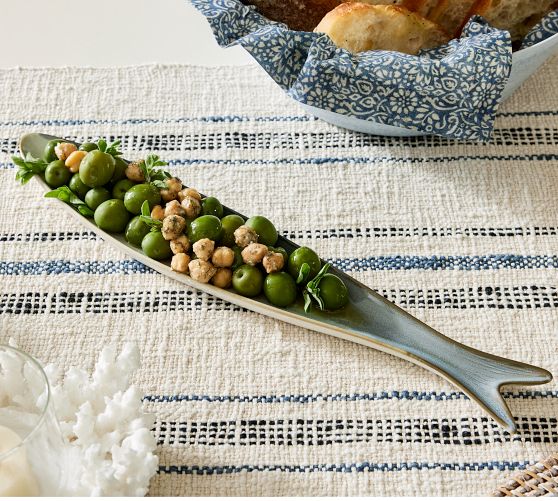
[181,196,202,219]
[162,215,187,240]
[54,142,77,161]
[192,238,215,261]
[242,243,268,265]
[170,235,190,254]
[164,199,187,218]
[151,205,165,221]
[160,177,183,202]
[212,246,235,268]
[211,268,232,288]
[262,251,285,273]
[171,253,191,274]
[178,187,201,202]
[234,225,258,248]
[125,161,145,182]
[189,259,216,283]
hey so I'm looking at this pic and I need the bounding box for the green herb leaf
[303,263,331,311]
[151,180,167,189]
[141,200,151,217]
[95,138,122,158]
[12,154,48,185]
[303,290,312,312]
[44,186,94,217]
[139,201,162,229]
[296,262,310,285]
[139,154,170,184]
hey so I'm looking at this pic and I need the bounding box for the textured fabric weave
[0,61,557,496]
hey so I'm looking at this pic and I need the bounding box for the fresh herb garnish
[139,154,171,185]
[138,200,162,231]
[44,186,94,217]
[296,263,310,285]
[97,139,122,158]
[12,153,48,185]
[302,263,331,312]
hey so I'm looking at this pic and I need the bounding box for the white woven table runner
[0,61,557,496]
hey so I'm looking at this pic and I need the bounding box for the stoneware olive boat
[295,32,558,136]
[20,132,553,432]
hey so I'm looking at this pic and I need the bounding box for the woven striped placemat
[0,61,557,496]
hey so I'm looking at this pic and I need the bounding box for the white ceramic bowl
[297,33,558,136]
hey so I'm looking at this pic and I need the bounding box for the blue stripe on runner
[0,109,556,127]
[158,460,530,475]
[3,154,558,169]
[1,255,557,275]
[142,390,558,404]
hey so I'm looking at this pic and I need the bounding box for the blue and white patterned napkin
[192,0,558,141]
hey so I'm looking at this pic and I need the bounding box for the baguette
[314,3,450,54]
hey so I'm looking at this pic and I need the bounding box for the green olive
[220,214,244,246]
[201,196,223,218]
[264,272,297,307]
[69,173,90,199]
[111,157,128,182]
[318,274,349,310]
[44,160,71,188]
[85,187,111,210]
[245,215,278,246]
[232,264,263,297]
[141,230,172,260]
[125,216,151,247]
[123,183,161,214]
[93,199,130,233]
[112,179,136,200]
[287,247,321,284]
[42,139,63,162]
[79,150,116,187]
[187,215,222,243]
[79,142,99,152]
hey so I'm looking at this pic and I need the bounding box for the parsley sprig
[44,186,94,217]
[138,154,171,187]
[138,200,162,231]
[303,263,331,312]
[12,153,48,185]
[97,139,122,158]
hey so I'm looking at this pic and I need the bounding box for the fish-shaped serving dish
[20,132,553,432]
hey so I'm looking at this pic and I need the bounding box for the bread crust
[314,3,449,54]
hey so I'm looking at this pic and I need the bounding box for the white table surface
[1,0,251,68]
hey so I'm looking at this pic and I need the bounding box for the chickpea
[192,238,215,261]
[242,243,268,265]
[162,215,187,240]
[54,142,77,161]
[178,187,201,202]
[262,251,285,273]
[171,253,190,274]
[65,150,87,173]
[125,161,145,182]
[234,225,258,248]
[211,268,232,289]
[164,200,186,218]
[181,196,201,219]
[160,177,183,202]
[151,205,165,221]
[188,259,216,283]
[212,246,235,268]
[170,235,190,254]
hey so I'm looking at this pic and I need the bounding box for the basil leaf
[296,263,310,284]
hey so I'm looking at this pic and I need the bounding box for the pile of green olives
[37,138,349,313]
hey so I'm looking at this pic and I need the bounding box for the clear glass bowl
[0,345,65,495]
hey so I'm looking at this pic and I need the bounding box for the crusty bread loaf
[314,3,450,54]
[243,0,557,43]
[475,0,558,41]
